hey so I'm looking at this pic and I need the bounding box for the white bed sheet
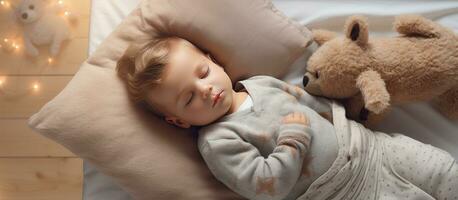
[84,1,458,199]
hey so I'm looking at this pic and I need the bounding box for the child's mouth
[212,90,224,107]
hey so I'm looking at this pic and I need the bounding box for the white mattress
[85,1,458,199]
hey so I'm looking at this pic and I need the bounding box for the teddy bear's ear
[312,29,337,46]
[344,15,369,46]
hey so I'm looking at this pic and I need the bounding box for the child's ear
[116,54,135,80]
[344,15,369,46]
[165,116,191,129]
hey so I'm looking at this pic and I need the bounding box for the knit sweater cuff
[277,124,312,149]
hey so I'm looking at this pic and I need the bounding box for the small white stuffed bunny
[15,0,72,57]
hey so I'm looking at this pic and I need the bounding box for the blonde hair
[116,36,177,116]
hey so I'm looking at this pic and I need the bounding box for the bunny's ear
[344,15,369,46]
[312,29,337,46]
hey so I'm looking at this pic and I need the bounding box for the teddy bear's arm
[345,93,390,127]
[394,15,443,38]
[50,28,70,57]
[356,70,390,114]
[23,35,39,57]
[50,36,64,57]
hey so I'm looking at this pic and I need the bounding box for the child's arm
[198,113,311,200]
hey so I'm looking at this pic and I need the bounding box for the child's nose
[199,84,213,99]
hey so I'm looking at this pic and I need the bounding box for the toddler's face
[149,40,234,128]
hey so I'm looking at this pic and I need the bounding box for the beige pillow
[28,0,312,199]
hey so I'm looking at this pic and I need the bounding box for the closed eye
[186,93,194,106]
[201,65,210,79]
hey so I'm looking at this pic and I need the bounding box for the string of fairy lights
[0,0,72,97]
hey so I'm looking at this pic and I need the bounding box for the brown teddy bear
[303,15,458,125]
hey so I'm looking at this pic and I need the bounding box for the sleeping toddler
[116,36,458,200]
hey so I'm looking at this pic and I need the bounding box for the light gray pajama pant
[298,103,458,200]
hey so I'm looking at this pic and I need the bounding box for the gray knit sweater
[198,76,338,200]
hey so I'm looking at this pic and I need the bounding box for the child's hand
[282,112,310,126]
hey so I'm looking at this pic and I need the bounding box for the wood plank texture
[0,158,83,200]
[0,38,88,75]
[0,0,90,199]
[0,119,75,157]
[0,76,73,118]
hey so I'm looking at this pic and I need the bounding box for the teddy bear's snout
[22,13,28,19]
[303,72,323,96]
